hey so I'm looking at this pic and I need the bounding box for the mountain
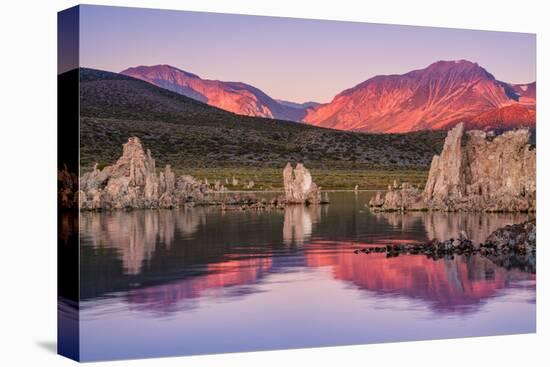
[464,104,536,131]
[509,82,536,104]
[304,60,535,133]
[120,64,311,121]
[80,68,229,121]
[276,100,321,109]
[120,61,535,133]
[77,67,445,171]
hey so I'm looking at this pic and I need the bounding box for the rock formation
[79,137,210,210]
[370,123,536,212]
[483,219,536,273]
[485,219,536,251]
[354,219,536,273]
[282,163,322,204]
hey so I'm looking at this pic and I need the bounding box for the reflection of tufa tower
[373,210,531,244]
[80,209,206,275]
[282,205,321,246]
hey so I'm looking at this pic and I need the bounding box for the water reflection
[114,246,533,315]
[282,205,321,245]
[305,244,533,313]
[76,192,535,361]
[374,211,533,244]
[79,192,534,316]
[125,256,273,314]
[80,208,207,274]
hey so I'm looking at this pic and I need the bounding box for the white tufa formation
[370,123,536,212]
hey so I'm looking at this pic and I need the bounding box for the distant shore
[174,167,428,192]
[77,166,430,192]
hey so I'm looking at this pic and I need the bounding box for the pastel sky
[79,5,536,103]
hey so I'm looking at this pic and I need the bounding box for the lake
[74,192,535,361]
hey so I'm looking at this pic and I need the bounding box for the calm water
[75,192,535,361]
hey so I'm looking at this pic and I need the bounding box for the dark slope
[121,64,310,121]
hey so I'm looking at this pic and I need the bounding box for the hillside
[121,64,310,121]
[77,68,446,173]
[464,104,536,131]
[304,60,532,132]
[510,82,536,104]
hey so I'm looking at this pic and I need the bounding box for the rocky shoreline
[64,137,329,211]
[354,219,536,273]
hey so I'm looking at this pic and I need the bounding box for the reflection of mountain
[305,246,533,313]
[121,241,533,315]
[126,256,272,313]
[79,193,533,314]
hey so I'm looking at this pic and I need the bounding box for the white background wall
[0,0,547,366]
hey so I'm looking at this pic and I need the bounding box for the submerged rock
[282,163,323,204]
[370,123,536,212]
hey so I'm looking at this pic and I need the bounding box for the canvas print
[58,5,536,362]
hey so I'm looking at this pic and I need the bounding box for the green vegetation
[177,167,428,191]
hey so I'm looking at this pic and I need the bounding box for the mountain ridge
[77,67,446,171]
[121,64,311,121]
[119,60,535,133]
[304,60,536,132]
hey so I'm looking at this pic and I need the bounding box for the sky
[78,5,536,103]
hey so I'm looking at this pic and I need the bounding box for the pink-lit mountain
[304,60,535,132]
[464,103,536,131]
[509,82,536,104]
[121,65,312,121]
[121,61,535,133]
